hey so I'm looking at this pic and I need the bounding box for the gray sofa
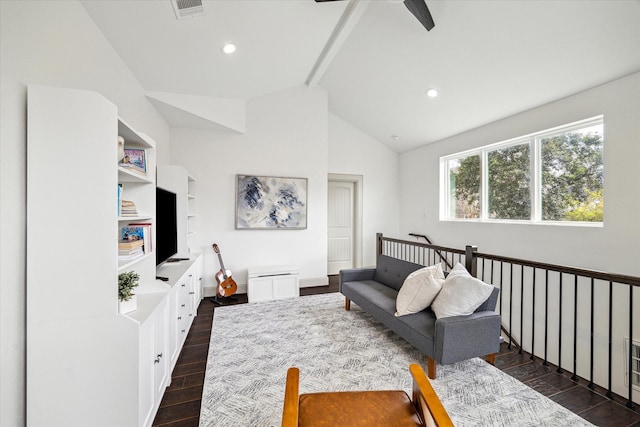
[339,254,501,378]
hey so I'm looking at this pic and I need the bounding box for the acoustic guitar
[212,243,238,297]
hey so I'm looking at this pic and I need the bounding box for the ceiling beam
[305,0,370,88]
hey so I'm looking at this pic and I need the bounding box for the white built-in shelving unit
[117,118,156,275]
[26,85,202,427]
[157,165,198,255]
[187,174,197,248]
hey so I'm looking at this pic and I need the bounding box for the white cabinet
[138,314,154,427]
[132,293,170,427]
[247,266,300,303]
[26,85,169,427]
[156,255,203,370]
[152,297,169,418]
[177,273,193,346]
[194,254,204,303]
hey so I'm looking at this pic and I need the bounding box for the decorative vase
[119,294,137,314]
[117,136,125,162]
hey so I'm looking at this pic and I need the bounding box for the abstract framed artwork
[236,175,308,229]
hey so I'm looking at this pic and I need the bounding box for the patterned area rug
[200,293,592,426]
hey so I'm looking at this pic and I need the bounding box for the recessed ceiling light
[221,43,237,54]
[426,88,439,98]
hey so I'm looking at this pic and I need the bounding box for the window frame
[443,152,482,219]
[440,115,604,226]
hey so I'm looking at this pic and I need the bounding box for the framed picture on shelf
[236,174,307,230]
[120,148,146,174]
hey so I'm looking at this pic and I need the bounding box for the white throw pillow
[431,263,494,319]
[395,264,445,317]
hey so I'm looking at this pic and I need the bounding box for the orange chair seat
[298,390,423,427]
[281,364,454,427]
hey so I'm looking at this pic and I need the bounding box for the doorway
[327,174,363,275]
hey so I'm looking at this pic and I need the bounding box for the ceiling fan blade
[403,0,435,31]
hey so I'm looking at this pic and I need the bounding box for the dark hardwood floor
[153,277,640,427]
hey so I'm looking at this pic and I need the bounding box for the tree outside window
[541,124,603,222]
[448,155,480,219]
[441,117,603,224]
[488,143,530,220]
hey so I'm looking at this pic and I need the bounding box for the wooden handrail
[474,251,640,287]
[409,233,454,270]
[375,232,639,409]
[408,233,434,244]
[379,235,466,256]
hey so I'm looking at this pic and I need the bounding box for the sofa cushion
[395,264,444,317]
[373,255,424,291]
[431,263,494,319]
[341,279,398,315]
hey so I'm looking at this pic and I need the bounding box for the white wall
[167,92,401,294]
[328,113,400,266]
[168,86,329,294]
[399,72,640,276]
[0,2,170,425]
[399,73,640,401]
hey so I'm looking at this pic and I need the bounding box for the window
[441,116,603,225]
[487,142,530,220]
[540,123,603,222]
[447,154,480,219]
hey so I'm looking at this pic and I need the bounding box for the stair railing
[375,233,639,409]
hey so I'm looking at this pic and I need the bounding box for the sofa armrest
[434,311,501,364]
[339,268,376,292]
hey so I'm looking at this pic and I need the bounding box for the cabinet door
[170,286,182,368]
[274,275,299,299]
[187,271,197,322]
[140,297,170,427]
[177,279,191,348]
[153,298,169,408]
[195,256,204,303]
[139,320,155,427]
[248,276,274,303]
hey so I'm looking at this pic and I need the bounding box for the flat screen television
[156,186,178,266]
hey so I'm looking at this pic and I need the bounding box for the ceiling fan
[315,0,435,31]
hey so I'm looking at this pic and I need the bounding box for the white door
[327,181,355,274]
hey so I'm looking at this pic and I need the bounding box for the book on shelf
[119,148,146,175]
[127,222,153,253]
[118,238,144,251]
[120,199,138,216]
[117,184,123,216]
[118,248,144,261]
[121,224,152,253]
[118,246,143,256]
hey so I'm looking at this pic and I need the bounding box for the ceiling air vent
[172,0,204,20]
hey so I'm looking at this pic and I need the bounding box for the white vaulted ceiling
[81,0,640,152]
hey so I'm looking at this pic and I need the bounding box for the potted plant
[118,271,140,314]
